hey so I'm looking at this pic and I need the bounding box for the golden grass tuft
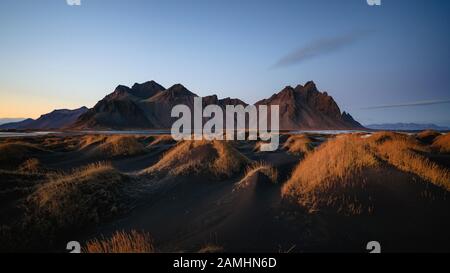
[41,136,80,152]
[283,132,450,214]
[83,230,155,253]
[416,130,441,144]
[282,135,380,215]
[252,141,262,152]
[146,135,176,147]
[372,134,450,190]
[0,169,46,209]
[253,141,277,152]
[26,162,129,232]
[18,158,41,173]
[367,131,410,145]
[432,133,450,154]
[96,135,146,157]
[366,131,429,152]
[79,135,107,149]
[0,142,46,168]
[143,140,249,178]
[198,243,224,253]
[282,134,314,156]
[77,135,147,157]
[235,162,278,190]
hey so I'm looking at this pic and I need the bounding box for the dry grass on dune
[0,142,47,169]
[253,141,269,152]
[198,243,224,253]
[79,135,108,149]
[235,162,278,191]
[432,133,450,154]
[18,158,42,173]
[367,132,450,190]
[41,136,80,152]
[416,130,441,144]
[282,134,314,156]
[84,230,155,253]
[146,135,176,147]
[25,162,131,233]
[143,140,249,178]
[96,135,146,157]
[282,136,380,215]
[366,131,410,145]
[0,169,46,206]
[366,131,427,152]
[283,132,450,214]
[0,169,48,251]
[78,135,147,157]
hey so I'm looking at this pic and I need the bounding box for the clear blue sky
[0,0,449,126]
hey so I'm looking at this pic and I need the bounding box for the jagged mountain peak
[131,80,165,99]
[255,81,364,130]
[165,84,197,97]
[304,80,317,89]
[218,97,248,106]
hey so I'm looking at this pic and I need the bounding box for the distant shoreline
[0,128,449,139]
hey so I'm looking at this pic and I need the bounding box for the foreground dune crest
[142,140,249,178]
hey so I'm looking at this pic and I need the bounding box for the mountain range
[366,123,449,131]
[0,118,26,126]
[0,80,363,131]
[0,107,88,130]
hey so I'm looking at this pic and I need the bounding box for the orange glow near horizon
[0,93,92,119]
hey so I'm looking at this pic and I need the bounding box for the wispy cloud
[361,99,450,110]
[272,30,372,68]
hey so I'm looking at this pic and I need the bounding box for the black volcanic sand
[0,133,450,253]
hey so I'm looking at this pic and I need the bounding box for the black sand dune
[0,132,449,252]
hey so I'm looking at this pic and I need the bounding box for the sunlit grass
[84,230,155,253]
